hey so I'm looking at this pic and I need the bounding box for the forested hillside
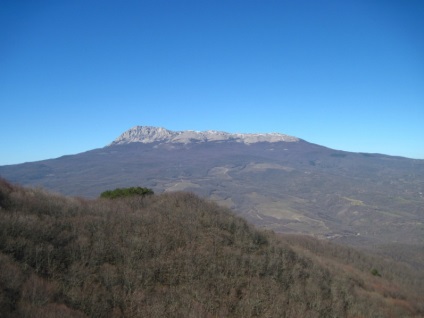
[0,179,422,317]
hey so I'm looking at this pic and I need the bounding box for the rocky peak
[110,126,299,145]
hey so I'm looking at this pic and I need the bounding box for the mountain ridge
[1,125,423,267]
[110,125,300,145]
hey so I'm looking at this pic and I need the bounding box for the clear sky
[1,0,423,165]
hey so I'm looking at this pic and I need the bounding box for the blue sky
[1,0,423,165]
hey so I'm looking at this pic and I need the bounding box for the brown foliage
[0,179,423,317]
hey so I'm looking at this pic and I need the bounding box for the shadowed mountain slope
[0,179,423,317]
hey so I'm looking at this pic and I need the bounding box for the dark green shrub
[100,187,154,199]
[371,268,382,277]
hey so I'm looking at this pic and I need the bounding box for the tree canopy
[100,186,154,199]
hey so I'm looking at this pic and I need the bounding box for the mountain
[1,126,424,264]
[0,179,423,317]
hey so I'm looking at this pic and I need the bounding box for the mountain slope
[1,126,423,253]
[0,179,422,317]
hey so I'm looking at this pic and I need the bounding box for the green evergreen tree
[100,187,154,199]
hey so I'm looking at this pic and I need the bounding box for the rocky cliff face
[110,126,300,145]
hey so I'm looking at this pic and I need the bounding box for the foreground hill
[0,179,423,317]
